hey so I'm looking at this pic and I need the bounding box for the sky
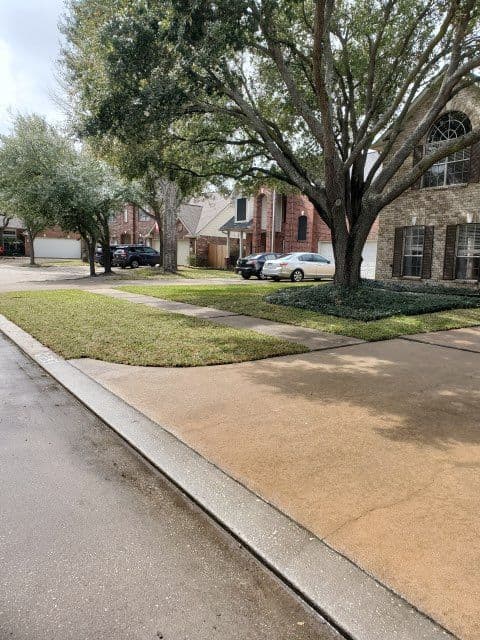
[0,0,66,134]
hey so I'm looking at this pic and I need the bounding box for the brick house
[222,187,378,277]
[0,216,26,256]
[109,194,236,267]
[375,85,480,284]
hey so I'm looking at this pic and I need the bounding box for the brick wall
[250,190,377,256]
[376,86,480,283]
[110,204,155,244]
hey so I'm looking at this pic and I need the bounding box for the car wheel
[291,269,304,282]
[241,272,251,280]
[130,259,140,269]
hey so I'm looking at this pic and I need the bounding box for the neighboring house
[223,186,378,278]
[375,85,480,284]
[25,227,83,259]
[110,194,235,267]
[0,216,25,256]
[0,215,82,259]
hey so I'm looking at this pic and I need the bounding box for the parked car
[94,245,119,266]
[112,245,161,268]
[235,252,283,279]
[262,252,335,282]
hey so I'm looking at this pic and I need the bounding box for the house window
[297,215,307,241]
[402,226,425,277]
[455,223,480,280]
[281,195,287,224]
[260,197,267,230]
[138,208,150,221]
[422,112,471,188]
[236,197,247,221]
[123,207,128,223]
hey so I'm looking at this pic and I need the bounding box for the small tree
[54,153,104,276]
[0,115,71,265]
[91,137,203,273]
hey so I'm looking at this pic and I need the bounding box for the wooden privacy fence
[208,243,228,269]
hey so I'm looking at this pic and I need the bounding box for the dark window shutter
[469,142,480,183]
[297,216,308,241]
[411,145,424,190]
[392,227,404,277]
[421,226,434,280]
[443,225,458,280]
[236,198,247,221]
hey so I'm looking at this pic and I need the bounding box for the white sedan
[262,252,335,282]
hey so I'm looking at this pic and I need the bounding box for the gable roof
[177,203,203,235]
[177,193,232,236]
[190,193,232,234]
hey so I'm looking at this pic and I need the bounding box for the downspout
[271,190,276,252]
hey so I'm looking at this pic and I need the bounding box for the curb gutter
[0,314,457,640]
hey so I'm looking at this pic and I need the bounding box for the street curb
[0,315,457,640]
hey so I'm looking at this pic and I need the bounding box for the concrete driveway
[0,258,90,291]
[73,331,480,640]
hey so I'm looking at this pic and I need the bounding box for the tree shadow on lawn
[241,338,480,453]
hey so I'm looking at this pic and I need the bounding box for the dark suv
[95,245,119,266]
[235,252,283,279]
[113,245,161,269]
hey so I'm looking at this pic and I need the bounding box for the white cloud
[0,1,66,134]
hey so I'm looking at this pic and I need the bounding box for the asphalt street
[0,334,341,640]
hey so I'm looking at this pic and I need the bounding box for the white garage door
[34,238,81,259]
[318,240,377,279]
[177,239,190,266]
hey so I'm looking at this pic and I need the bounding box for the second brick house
[221,187,378,277]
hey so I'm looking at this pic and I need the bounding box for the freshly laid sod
[110,266,236,280]
[119,283,480,341]
[0,290,306,366]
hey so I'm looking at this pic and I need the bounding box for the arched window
[423,112,471,188]
[297,215,308,241]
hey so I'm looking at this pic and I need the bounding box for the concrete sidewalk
[89,286,364,351]
[72,332,480,640]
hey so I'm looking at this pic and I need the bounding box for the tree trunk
[330,214,370,288]
[153,212,163,264]
[100,220,112,274]
[333,237,363,287]
[159,179,180,273]
[86,240,96,277]
[28,231,35,266]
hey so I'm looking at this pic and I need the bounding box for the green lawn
[0,290,305,366]
[109,266,236,280]
[119,283,480,341]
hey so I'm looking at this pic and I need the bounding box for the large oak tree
[63,0,480,285]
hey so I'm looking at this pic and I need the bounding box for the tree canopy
[62,0,480,285]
